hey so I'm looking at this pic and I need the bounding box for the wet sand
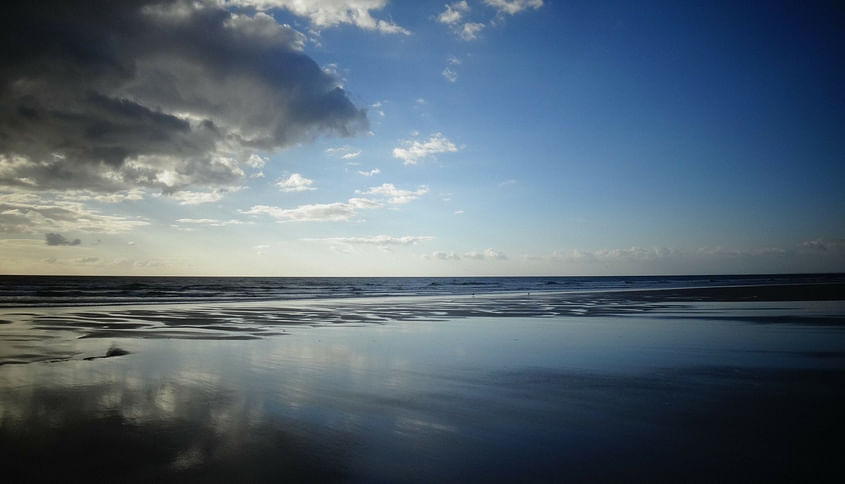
[1,284,844,482]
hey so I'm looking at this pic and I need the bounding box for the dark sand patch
[83,345,130,361]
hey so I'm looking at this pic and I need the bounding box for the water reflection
[2,314,845,481]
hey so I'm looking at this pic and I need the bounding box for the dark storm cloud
[0,0,367,192]
[46,233,81,246]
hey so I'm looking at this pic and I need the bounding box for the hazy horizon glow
[1,0,843,276]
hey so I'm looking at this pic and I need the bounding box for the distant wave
[0,274,842,308]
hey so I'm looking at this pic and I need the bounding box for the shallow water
[0,297,845,482]
[2,294,845,481]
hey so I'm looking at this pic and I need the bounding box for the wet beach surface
[1,284,844,482]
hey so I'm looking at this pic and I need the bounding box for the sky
[1,0,843,276]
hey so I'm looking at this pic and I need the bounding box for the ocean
[1,273,841,307]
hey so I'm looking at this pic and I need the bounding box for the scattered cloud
[246,154,268,169]
[392,133,459,165]
[162,189,235,205]
[277,173,316,192]
[437,2,485,40]
[0,1,367,195]
[442,67,458,82]
[348,197,385,209]
[798,238,845,253]
[358,183,429,204]
[242,203,353,222]
[459,22,485,40]
[518,240,845,274]
[326,145,351,154]
[305,235,434,246]
[437,0,542,40]
[232,0,410,35]
[357,168,381,177]
[62,189,146,204]
[45,233,81,246]
[175,218,247,227]
[370,101,386,117]
[437,1,470,25]
[325,145,362,160]
[242,196,383,222]
[464,248,508,260]
[483,0,544,16]
[426,250,461,260]
[0,192,149,234]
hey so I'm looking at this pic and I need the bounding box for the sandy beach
[1,283,844,482]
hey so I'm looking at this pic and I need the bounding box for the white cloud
[437,3,486,41]
[175,218,247,227]
[392,133,459,165]
[326,145,351,154]
[241,196,383,222]
[326,145,362,160]
[277,173,316,192]
[246,154,267,169]
[369,101,386,116]
[454,210,464,215]
[358,183,429,204]
[357,168,381,177]
[231,0,410,35]
[164,190,227,205]
[448,56,462,65]
[798,238,845,253]
[483,0,543,16]
[459,22,485,40]
[305,235,434,246]
[442,67,458,82]
[0,192,149,234]
[437,1,470,25]
[348,197,384,209]
[427,250,461,260]
[464,248,508,260]
[242,202,354,222]
[62,189,146,203]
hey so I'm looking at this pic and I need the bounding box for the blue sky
[1,0,843,275]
